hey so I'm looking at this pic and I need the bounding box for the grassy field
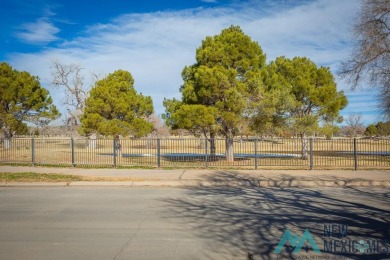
[0,172,83,182]
[0,172,147,182]
[0,137,389,169]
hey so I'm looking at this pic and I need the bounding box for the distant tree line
[364,121,390,137]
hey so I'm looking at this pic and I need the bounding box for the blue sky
[0,0,383,125]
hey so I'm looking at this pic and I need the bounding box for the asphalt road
[0,186,389,260]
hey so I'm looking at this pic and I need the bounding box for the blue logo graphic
[274,228,321,254]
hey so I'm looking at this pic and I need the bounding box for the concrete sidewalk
[0,165,389,187]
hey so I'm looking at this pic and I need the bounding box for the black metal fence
[0,137,389,169]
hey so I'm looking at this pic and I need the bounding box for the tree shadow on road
[161,171,390,260]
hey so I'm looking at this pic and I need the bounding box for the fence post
[71,138,75,167]
[31,137,35,166]
[157,138,161,168]
[113,138,117,167]
[354,138,358,171]
[254,138,258,170]
[205,138,208,168]
[309,138,313,170]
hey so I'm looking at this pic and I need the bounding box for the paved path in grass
[0,165,389,187]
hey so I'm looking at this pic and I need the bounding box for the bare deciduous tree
[339,0,390,118]
[51,61,99,135]
[27,113,61,137]
[345,113,364,137]
[148,114,170,137]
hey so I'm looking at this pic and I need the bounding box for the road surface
[0,186,389,259]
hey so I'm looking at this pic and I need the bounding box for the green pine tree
[269,57,348,158]
[164,26,266,161]
[80,70,154,137]
[0,62,60,148]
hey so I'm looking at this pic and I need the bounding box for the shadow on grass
[161,171,390,260]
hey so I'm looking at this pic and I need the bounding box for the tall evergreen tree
[164,26,266,161]
[80,70,154,137]
[269,57,348,158]
[0,62,60,148]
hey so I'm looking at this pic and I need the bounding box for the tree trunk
[209,132,216,161]
[3,128,12,149]
[225,132,234,162]
[88,133,97,149]
[4,138,11,149]
[300,133,308,160]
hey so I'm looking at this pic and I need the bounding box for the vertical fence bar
[254,138,258,170]
[354,138,358,171]
[309,138,313,170]
[205,138,208,168]
[71,138,75,166]
[113,138,117,167]
[157,138,161,168]
[31,137,35,165]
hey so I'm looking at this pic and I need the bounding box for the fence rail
[1,137,389,169]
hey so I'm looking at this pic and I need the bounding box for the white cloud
[244,0,358,65]
[16,18,59,44]
[8,0,378,122]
